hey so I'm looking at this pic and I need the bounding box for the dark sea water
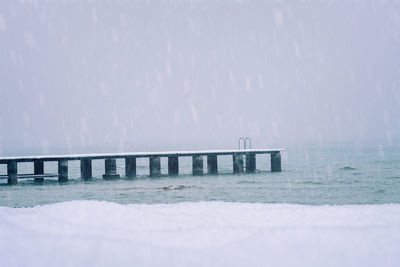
[1,145,399,207]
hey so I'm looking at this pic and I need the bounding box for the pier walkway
[0,149,283,184]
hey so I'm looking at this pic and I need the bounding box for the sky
[0,0,400,155]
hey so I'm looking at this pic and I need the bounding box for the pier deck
[0,149,284,184]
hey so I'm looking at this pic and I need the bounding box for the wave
[236,180,263,184]
[302,180,324,185]
[160,185,201,191]
[338,166,357,171]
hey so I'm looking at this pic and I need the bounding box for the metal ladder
[238,137,252,150]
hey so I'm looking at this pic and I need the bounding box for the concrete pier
[80,158,92,180]
[150,157,161,177]
[245,153,256,173]
[7,161,17,185]
[34,159,44,182]
[233,154,244,173]
[271,152,281,172]
[125,157,136,178]
[103,158,120,179]
[0,148,283,184]
[207,154,218,175]
[58,159,68,182]
[192,155,203,175]
[168,156,179,176]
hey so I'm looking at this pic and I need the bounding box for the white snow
[0,148,284,161]
[0,201,399,267]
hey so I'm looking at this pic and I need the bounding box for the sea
[1,144,399,207]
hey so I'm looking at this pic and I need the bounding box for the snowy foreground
[0,201,399,267]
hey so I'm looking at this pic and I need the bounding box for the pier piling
[168,156,179,176]
[207,154,218,175]
[125,157,136,178]
[103,158,120,179]
[80,158,92,180]
[245,153,256,173]
[192,155,203,175]
[58,159,68,182]
[233,154,244,173]
[103,158,120,180]
[34,160,44,182]
[271,152,282,172]
[7,161,18,185]
[150,157,161,177]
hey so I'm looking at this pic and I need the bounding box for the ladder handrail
[238,137,245,149]
[244,137,252,149]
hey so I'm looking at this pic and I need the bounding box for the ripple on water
[338,167,357,171]
[160,185,201,191]
[336,179,362,184]
[374,189,386,194]
[236,181,263,185]
[302,181,324,185]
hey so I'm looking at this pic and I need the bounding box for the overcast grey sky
[0,0,400,155]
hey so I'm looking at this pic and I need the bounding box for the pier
[0,149,283,184]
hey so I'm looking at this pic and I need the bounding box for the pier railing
[0,149,283,184]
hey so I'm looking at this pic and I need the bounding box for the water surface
[1,145,399,207]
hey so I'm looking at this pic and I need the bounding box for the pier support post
[58,159,68,182]
[245,153,256,173]
[150,157,161,177]
[125,157,136,178]
[80,158,92,180]
[168,156,179,176]
[34,159,44,182]
[192,155,203,175]
[233,154,244,173]
[103,158,120,179]
[7,161,17,185]
[271,152,281,172]
[207,154,218,175]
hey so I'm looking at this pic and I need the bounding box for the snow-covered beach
[0,201,399,267]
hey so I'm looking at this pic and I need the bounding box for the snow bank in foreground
[0,201,399,267]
